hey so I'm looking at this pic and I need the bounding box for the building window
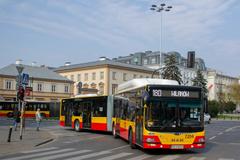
[77,74,81,81]
[123,73,127,81]
[64,85,69,93]
[99,82,104,95]
[37,83,43,92]
[70,75,74,81]
[112,84,118,94]
[84,73,88,81]
[112,72,117,80]
[133,74,137,79]
[5,80,13,90]
[92,72,96,80]
[143,59,148,65]
[151,57,156,64]
[91,83,96,89]
[100,72,104,80]
[52,85,56,92]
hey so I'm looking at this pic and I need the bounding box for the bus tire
[112,123,118,138]
[129,129,136,149]
[74,120,81,132]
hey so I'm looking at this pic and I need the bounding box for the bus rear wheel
[74,120,81,132]
[129,129,136,149]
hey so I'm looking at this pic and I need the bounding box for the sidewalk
[0,126,55,156]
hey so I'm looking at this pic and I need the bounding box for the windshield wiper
[160,117,176,130]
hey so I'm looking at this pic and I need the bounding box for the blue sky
[0,0,239,76]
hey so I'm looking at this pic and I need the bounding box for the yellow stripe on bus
[92,117,107,123]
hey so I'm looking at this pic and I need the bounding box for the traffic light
[18,86,25,101]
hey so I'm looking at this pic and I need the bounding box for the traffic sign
[22,73,29,85]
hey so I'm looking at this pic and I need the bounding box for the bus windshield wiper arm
[160,117,175,130]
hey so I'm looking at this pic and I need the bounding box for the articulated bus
[112,79,205,149]
[59,95,113,132]
[0,101,50,118]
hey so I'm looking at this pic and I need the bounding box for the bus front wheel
[74,120,81,132]
[128,129,136,149]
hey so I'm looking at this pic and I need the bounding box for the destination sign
[150,89,200,99]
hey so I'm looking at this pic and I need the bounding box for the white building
[207,69,239,101]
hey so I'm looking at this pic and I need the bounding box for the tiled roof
[0,64,72,82]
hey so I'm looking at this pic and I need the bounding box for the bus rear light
[194,136,205,144]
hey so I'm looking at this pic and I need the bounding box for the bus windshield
[145,99,203,132]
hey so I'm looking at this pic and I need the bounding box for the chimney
[15,59,23,65]
[187,51,195,68]
[64,62,71,66]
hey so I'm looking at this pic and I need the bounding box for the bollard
[7,126,13,142]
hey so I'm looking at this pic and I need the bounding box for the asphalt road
[0,119,240,160]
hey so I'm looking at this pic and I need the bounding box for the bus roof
[117,78,179,94]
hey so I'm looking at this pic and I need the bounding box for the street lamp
[150,3,173,68]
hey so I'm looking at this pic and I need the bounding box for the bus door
[135,106,143,145]
[65,102,73,127]
[82,102,92,129]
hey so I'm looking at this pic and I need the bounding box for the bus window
[93,97,107,117]
[73,101,82,116]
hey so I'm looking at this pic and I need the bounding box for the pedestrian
[35,108,42,131]
[13,109,21,131]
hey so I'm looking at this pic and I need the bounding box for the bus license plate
[171,145,184,149]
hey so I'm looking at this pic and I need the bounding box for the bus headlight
[194,136,205,144]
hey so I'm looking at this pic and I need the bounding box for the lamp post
[16,64,24,111]
[150,3,173,68]
[16,63,24,140]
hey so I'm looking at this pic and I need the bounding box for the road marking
[157,155,180,160]
[108,145,129,151]
[218,158,234,160]
[209,136,216,140]
[218,132,223,135]
[225,126,240,132]
[2,148,74,160]
[128,154,152,160]
[187,157,206,160]
[21,147,58,154]
[32,150,91,160]
[229,143,240,146]
[65,151,111,160]
[96,152,133,160]
[63,135,105,144]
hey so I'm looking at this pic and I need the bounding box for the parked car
[204,113,211,124]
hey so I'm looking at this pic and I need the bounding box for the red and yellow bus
[112,79,205,149]
[59,95,113,132]
[0,101,50,118]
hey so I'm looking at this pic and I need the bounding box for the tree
[229,83,240,104]
[208,100,219,117]
[161,54,183,84]
[224,101,236,113]
[192,69,208,97]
